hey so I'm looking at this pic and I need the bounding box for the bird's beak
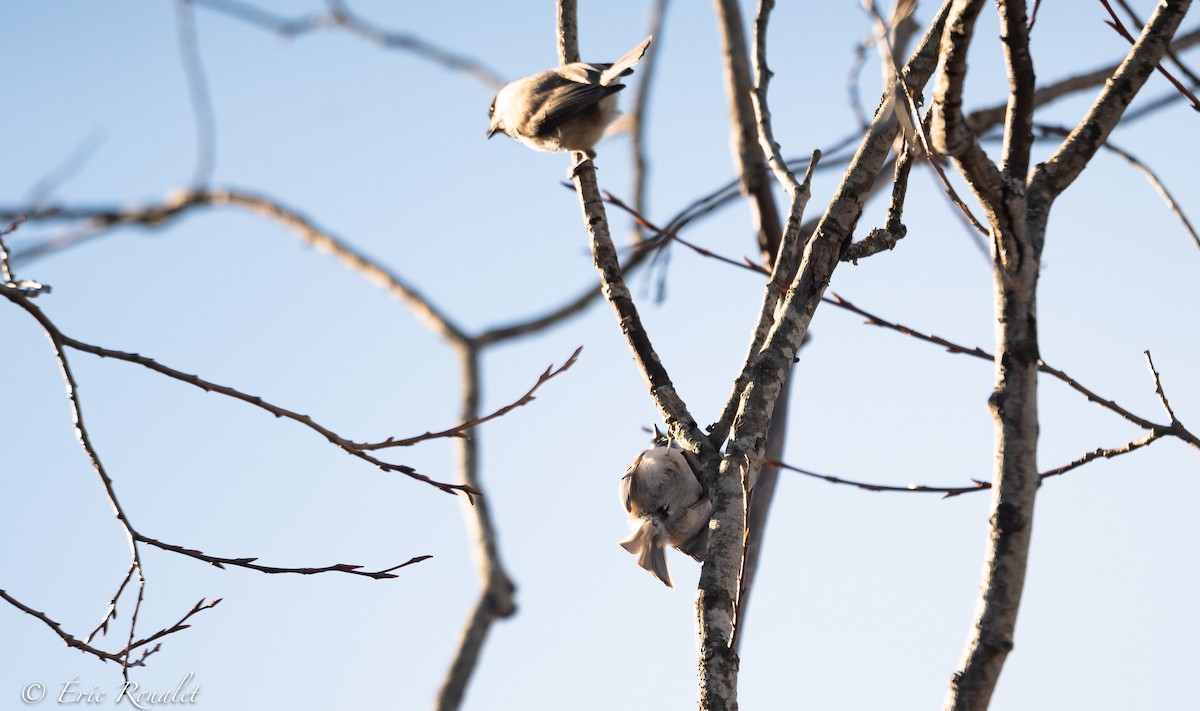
[486,126,500,139]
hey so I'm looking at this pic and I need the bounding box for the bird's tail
[620,518,671,587]
[600,36,653,86]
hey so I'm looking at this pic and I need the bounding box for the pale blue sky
[2,2,1198,709]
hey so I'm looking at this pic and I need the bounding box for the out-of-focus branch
[436,344,517,711]
[476,198,666,346]
[1031,123,1200,251]
[174,0,217,188]
[25,130,105,207]
[0,218,23,284]
[2,188,471,343]
[714,0,785,266]
[192,0,504,89]
[968,25,1200,132]
[629,0,669,244]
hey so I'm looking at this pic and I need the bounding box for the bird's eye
[488,103,495,117]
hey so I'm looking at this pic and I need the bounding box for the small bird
[619,430,710,588]
[487,37,653,159]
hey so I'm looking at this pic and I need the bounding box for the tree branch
[193,0,504,88]
[714,0,785,265]
[770,429,1167,497]
[1031,0,1193,201]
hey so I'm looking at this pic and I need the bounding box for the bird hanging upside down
[619,429,710,588]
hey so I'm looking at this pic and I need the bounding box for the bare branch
[700,5,956,702]
[556,0,580,65]
[842,139,916,261]
[476,219,664,345]
[436,344,517,711]
[0,217,24,283]
[123,597,222,655]
[630,0,670,243]
[751,0,801,195]
[969,25,1200,133]
[2,588,126,663]
[136,534,430,579]
[1118,0,1200,81]
[174,0,217,188]
[3,189,471,343]
[769,429,1168,497]
[929,0,1006,254]
[1028,0,1043,30]
[1032,123,1200,251]
[25,129,106,207]
[997,0,1036,180]
[1,588,223,668]
[352,347,582,450]
[193,0,504,89]
[1032,0,1193,201]
[847,34,874,131]
[87,563,138,644]
[2,286,478,496]
[826,292,1198,448]
[715,0,785,265]
[437,589,508,711]
[865,1,993,243]
[1100,0,1200,110]
[1144,350,1181,424]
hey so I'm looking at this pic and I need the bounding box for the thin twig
[1144,350,1180,424]
[86,563,138,643]
[136,534,430,579]
[768,429,1167,498]
[1032,123,1200,252]
[1115,0,1200,88]
[873,1,994,243]
[1099,0,1200,111]
[3,286,479,497]
[352,347,582,450]
[825,292,1196,443]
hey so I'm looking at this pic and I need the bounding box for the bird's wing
[599,36,653,86]
[529,80,623,137]
[621,455,643,514]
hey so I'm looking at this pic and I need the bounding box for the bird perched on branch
[487,37,652,160]
[619,428,710,588]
